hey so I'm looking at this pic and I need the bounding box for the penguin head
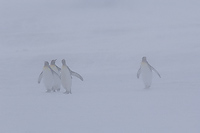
[142,57,147,62]
[44,61,49,67]
[51,59,57,65]
[62,59,66,65]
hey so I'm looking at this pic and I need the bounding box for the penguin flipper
[38,72,43,83]
[137,67,141,79]
[70,70,83,81]
[151,66,161,78]
[56,65,61,71]
[50,67,61,79]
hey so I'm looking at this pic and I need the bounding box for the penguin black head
[142,57,147,62]
[44,61,49,66]
[62,59,66,65]
[51,59,57,65]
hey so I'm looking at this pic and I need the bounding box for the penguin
[50,59,61,92]
[38,61,60,92]
[137,57,161,88]
[61,59,83,94]
[51,59,83,80]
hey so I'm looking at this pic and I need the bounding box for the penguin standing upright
[61,59,72,94]
[50,59,61,92]
[38,61,60,92]
[137,57,161,88]
[61,59,83,94]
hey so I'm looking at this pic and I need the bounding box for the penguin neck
[44,66,50,70]
[44,64,49,67]
[62,64,67,68]
[141,61,148,65]
[50,64,55,67]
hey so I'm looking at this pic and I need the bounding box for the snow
[0,0,200,132]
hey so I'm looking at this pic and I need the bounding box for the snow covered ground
[0,0,200,132]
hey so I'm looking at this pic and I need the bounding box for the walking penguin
[38,61,61,92]
[137,57,161,88]
[61,59,83,94]
[50,59,61,92]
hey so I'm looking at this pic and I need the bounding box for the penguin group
[38,56,161,93]
[38,59,83,94]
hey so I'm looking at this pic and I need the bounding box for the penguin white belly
[61,66,72,94]
[43,68,54,91]
[50,65,61,91]
[141,64,152,88]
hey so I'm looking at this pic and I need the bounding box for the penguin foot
[46,89,51,93]
[144,86,150,89]
[64,91,71,94]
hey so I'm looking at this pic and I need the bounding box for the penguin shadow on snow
[137,57,161,89]
[38,59,83,94]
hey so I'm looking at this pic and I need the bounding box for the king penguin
[38,61,60,92]
[61,59,83,94]
[50,59,61,92]
[137,57,161,88]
